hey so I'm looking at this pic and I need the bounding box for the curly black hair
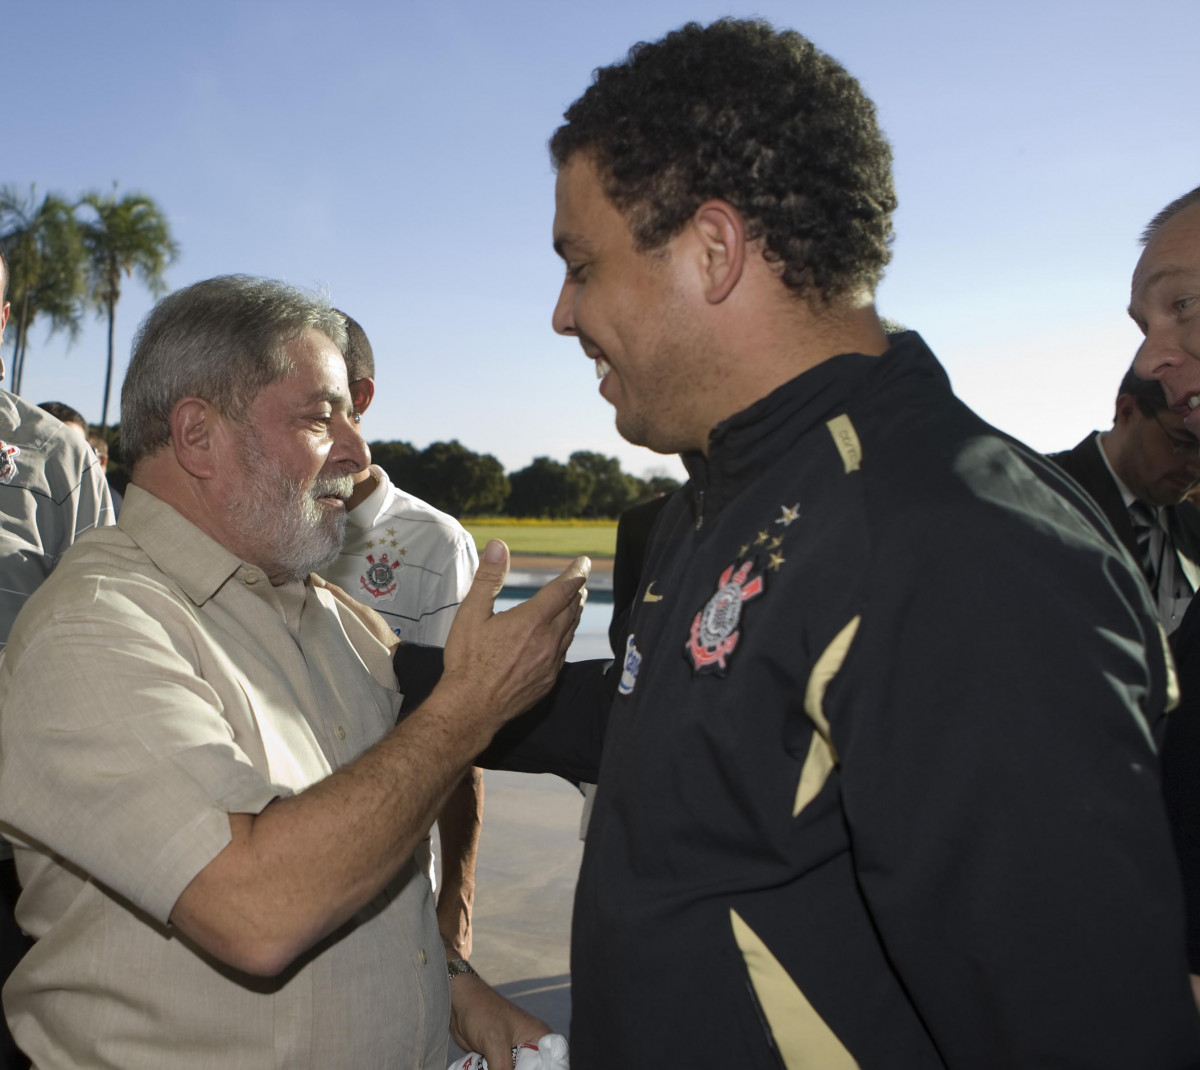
[550,19,897,303]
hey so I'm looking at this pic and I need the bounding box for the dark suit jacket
[1049,432,1200,594]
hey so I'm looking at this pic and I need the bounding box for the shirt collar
[118,485,245,605]
[0,391,19,434]
[346,465,392,530]
[1095,431,1149,514]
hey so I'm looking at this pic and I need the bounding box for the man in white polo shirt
[324,312,484,960]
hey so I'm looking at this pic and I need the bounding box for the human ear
[350,377,376,419]
[1113,393,1139,428]
[170,398,223,479]
[693,200,746,305]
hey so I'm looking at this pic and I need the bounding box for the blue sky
[5,0,1198,480]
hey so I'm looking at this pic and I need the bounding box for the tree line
[0,184,177,430]
[372,440,680,519]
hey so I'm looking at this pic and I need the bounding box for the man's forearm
[171,674,497,975]
[436,766,484,958]
[170,547,589,977]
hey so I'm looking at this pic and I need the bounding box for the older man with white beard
[0,275,587,1070]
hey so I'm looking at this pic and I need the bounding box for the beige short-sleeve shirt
[0,486,449,1069]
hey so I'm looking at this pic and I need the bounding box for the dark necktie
[1128,501,1159,589]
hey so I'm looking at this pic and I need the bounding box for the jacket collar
[682,331,943,522]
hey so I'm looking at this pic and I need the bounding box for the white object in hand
[446,1033,569,1070]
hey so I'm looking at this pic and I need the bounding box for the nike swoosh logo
[642,582,663,603]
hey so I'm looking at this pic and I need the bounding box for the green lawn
[464,520,617,558]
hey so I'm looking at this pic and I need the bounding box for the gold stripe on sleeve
[730,909,859,1069]
[795,616,860,816]
[794,732,836,818]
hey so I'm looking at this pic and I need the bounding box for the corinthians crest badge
[685,559,764,674]
[0,440,20,486]
[359,552,400,602]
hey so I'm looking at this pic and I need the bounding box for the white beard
[230,430,353,583]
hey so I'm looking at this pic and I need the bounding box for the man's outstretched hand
[439,540,589,735]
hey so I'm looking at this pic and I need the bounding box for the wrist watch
[446,956,476,981]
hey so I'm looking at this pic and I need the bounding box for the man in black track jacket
[400,21,1200,1069]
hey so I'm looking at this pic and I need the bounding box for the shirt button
[418,948,428,965]
[335,725,346,740]
[244,571,259,585]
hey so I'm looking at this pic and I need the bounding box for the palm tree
[0,185,87,394]
[79,189,178,431]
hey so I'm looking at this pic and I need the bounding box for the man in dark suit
[1050,367,1200,633]
[1129,182,1200,1012]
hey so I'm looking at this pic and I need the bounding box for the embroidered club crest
[685,559,764,674]
[359,552,400,601]
[618,633,642,695]
[0,440,20,486]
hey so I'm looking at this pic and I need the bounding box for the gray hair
[1141,184,1200,245]
[121,275,347,467]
